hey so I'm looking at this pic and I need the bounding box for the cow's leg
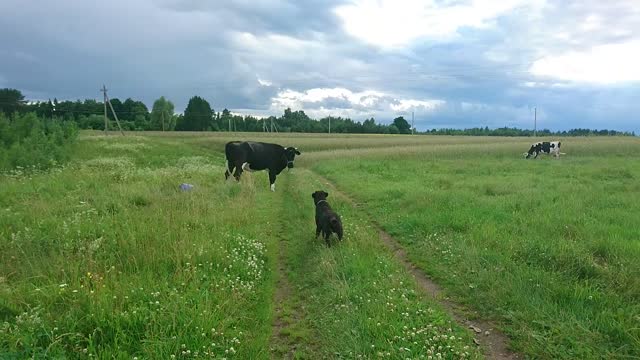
[323,231,331,247]
[233,162,243,181]
[268,170,277,192]
[225,161,235,180]
[315,222,321,238]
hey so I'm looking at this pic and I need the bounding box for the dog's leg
[315,224,321,238]
[323,231,331,247]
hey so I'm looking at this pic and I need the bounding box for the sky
[1,0,639,132]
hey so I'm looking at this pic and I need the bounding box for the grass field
[1,132,639,359]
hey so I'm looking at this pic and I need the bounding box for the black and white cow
[224,141,300,191]
[524,141,562,159]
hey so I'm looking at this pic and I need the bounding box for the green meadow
[1,132,639,359]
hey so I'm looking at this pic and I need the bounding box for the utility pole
[101,84,125,136]
[161,111,165,132]
[412,111,415,135]
[101,85,108,134]
[328,117,331,134]
[534,107,537,138]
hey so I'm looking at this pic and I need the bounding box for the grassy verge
[311,137,640,359]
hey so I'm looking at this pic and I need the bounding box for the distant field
[2,132,639,359]
[84,130,535,153]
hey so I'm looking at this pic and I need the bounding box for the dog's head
[311,190,329,205]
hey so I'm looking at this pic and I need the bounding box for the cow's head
[525,143,540,159]
[284,147,301,168]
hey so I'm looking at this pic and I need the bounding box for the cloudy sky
[1,0,639,131]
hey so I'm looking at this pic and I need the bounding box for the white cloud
[267,87,444,120]
[530,41,640,84]
[390,99,444,112]
[257,77,272,86]
[231,31,322,59]
[271,87,383,109]
[333,0,539,48]
[521,81,573,89]
[580,14,602,32]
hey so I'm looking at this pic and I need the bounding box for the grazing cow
[524,141,562,159]
[224,141,300,191]
[312,190,343,247]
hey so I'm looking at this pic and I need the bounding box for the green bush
[0,112,78,171]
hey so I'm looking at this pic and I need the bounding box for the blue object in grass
[179,183,194,191]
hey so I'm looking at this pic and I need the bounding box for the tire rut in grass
[312,172,520,360]
[268,190,309,359]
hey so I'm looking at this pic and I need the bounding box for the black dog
[312,191,343,247]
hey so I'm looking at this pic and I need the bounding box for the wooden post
[100,85,108,134]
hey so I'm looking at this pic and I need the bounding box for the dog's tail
[330,217,343,241]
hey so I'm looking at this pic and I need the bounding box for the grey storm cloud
[0,0,638,132]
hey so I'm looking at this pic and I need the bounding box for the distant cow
[224,141,300,191]
[524,141,562,159]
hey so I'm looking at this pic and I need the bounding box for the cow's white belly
[242,162,256,172]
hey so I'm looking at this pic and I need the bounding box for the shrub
[0,112,78,171]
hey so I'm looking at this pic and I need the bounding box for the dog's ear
[323,191,329,197]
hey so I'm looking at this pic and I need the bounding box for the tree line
[0,88,635,136]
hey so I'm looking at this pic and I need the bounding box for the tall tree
[392,116,411,134]
[220,108,232,131]
[180,96,213,131]
[0,88,26,115]
[150,96,175,130]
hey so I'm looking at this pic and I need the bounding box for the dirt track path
[267,183,316,359]
[269,203,303,359]
[269,234,299,359]
[312,172,521,360]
